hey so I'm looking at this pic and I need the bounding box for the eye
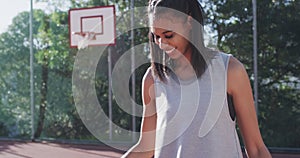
[155,35,160,40]
[165,34,173,39]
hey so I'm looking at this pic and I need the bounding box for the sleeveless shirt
[153,52,243,158]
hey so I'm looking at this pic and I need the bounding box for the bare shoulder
[228,56,245,73]
[227,56,250,95]
[142,67,154,84]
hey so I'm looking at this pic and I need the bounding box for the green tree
[0,11,37,137]
[0,7,90,139]
[32,8,92,139]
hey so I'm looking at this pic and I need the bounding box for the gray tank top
[154,52,243,158]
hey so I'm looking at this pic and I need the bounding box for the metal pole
[130,0,136,142]
[105,0,113,142]
[252,0,258,113]
[30,0,35,141]
[108,47,113,141]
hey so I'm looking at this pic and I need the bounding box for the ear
[186,15,193,31]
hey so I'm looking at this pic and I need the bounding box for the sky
[0,0,47,33]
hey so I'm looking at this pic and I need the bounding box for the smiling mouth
[165,48,176,54]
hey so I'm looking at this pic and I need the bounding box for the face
[150,13,192,60]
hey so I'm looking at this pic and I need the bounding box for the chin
[167,51,186,60]
[166,50,181,59]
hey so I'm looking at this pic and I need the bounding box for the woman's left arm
[227,56,272,158]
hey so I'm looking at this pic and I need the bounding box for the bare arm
[227,57,272,158]
[122,68,157,158]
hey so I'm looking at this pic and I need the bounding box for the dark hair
[148,0,212,82]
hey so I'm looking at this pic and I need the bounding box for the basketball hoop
[68,6,116,48]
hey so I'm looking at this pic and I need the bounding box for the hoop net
[73,32,97,49]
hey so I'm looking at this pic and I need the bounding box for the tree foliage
[0,0,298,148]
[0,11,35,137]
[204,0,300,147]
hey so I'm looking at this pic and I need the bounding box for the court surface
[0,140,299,158]
[0,140,124,158]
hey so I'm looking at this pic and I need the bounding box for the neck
[173,47,194,79]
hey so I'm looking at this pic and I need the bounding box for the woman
[122,0,271,157]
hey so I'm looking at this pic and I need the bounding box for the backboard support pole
[108,46,113,141]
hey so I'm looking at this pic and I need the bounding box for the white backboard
[69,5,116,48]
